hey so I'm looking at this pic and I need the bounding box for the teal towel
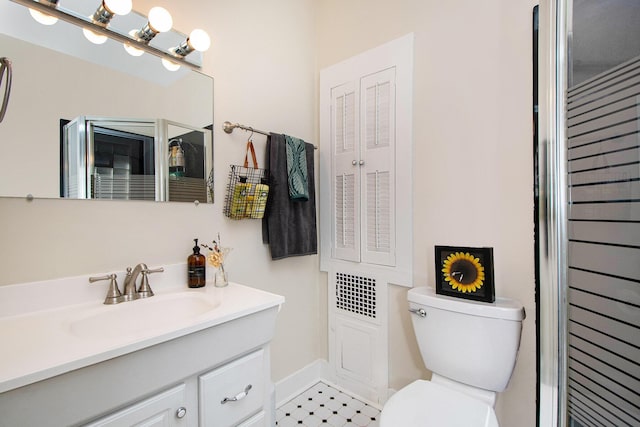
[285,135,309,200]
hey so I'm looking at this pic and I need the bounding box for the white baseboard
[274,359,388,410]
[274,359,333,407]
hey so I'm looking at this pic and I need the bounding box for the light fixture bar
[10,0,200,70]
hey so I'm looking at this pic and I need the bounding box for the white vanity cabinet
[86,349,271,427]
[0,281,284,427]
[87,349,271,427]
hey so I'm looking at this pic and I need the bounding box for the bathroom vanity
[0,265,284,426]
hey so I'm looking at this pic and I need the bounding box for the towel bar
[223,121,318,149]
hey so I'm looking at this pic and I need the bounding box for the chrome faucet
[122,263,165,301]
[122,265,144,302]
[90,264,164,305]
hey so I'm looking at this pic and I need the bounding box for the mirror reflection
[61,117,212,202]
[0,1,214,203]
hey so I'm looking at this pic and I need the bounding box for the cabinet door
[360,68,396,267]
[199,349,265,427]
[331,81,361,263]
[84,384,187,427]
[320,33,413,286]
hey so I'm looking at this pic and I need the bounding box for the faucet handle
[89,273,124,305]
[138,266,164,298]
[144,267,164,275]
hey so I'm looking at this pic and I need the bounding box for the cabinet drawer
[199,349,265,427]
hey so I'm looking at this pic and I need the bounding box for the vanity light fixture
[161,58,181,72]
[11,0,205,70]
[172,29,211,57]
[131,6,172,43]
[83,0,133,45]
[124,6,172,57]
[161,29,211,71]
[28,0,58,26]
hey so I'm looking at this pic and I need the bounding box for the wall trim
[274,358,385,410]
[274,359,332,407]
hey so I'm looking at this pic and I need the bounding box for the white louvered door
[329,70,396,266]
[331,82,360,262]
[360,69,396,266]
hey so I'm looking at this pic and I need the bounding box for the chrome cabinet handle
[409,308,427,318]
[175,407,187,419]
[221,384,252,404]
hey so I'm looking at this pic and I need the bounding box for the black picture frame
[434,245,495,303]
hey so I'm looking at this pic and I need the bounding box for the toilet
[380,287,525,426]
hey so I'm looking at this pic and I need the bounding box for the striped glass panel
[566,53,640,426]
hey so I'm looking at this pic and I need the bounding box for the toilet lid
[380,380,499,427]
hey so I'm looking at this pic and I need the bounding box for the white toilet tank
[408,287,525,392]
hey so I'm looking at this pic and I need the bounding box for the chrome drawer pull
[175,407,187,419]
[221,384,252,404]
[408,308,427,318]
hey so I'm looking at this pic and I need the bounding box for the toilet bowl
[380,380,498,427]
[380,287,525,426]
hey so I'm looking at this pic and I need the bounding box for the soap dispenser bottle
[187,238,206,288]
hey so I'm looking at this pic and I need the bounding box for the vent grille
[335,272,376,318]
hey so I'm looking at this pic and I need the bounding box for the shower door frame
[537,0,571,426]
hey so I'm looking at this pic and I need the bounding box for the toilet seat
[380,380,499,427]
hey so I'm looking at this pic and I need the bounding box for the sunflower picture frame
[434,245,495,303]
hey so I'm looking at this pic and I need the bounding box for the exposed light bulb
[83,27,107,45]
[161,58,180,72]
[103,0,132,16]
[188,29,210,52]
[124,43,144,56]
[29,8,58,25]
[148,7,172,33]
[124,29,145,56]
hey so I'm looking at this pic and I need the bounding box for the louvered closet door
[331,81,360,262]
[566,56,640,427]
[360,69,396,266]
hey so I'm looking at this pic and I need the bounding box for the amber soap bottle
[187,238,206,288]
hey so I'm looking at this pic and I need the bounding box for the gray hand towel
[262,133,317,259]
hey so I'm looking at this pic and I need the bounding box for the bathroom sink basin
[69,291,220,340]
[0,275,284,395]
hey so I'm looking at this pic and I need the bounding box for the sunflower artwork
[435,246,495,303]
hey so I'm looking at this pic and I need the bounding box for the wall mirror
[0,0,214,203]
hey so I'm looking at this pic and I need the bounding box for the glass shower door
[564,1,640,426]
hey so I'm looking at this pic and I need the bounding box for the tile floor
[276,381,381,427]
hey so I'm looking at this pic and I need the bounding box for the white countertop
[0,264,284,394]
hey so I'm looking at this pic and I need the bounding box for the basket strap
[243,140,259,168]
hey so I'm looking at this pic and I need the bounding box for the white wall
[0,0,321,386]
[314,0,537,426]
